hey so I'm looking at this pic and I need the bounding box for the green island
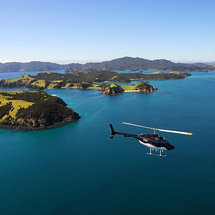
[0,70,190,95]
[0,71,191,129]
[0,91,80,130]
[99,81,157,95]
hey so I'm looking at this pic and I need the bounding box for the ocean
[0,71,215,214]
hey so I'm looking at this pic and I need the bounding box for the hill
[208,62,215,67]
[79,57,214,72]
[0,91,80,130]
[0,57,214,73]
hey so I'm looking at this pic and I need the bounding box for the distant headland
[0,57,214,73]
[0,91,80,130]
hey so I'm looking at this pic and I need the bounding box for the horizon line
[0,57,214,65]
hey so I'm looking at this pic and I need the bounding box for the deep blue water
[0,71,215,214]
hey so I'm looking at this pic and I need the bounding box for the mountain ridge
[0,57,214,73]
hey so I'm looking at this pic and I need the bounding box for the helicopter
[109,122,193,157]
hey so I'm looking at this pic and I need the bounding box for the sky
[1,0,215,64]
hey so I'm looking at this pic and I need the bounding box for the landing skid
[147,148,167,157]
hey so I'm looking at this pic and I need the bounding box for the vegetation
[0,70,190,91]
[0,102,12,119]
[134,81,157,92]
[0,91,80,129]
[209,63,215,67]
[99,83,124,95]
[121,71,191,80]
[121,81,157,93]
[0,70,191,97]
[121,85,136,91]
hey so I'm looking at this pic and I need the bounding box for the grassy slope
[0,90,80,129]
[121,85,137,90]
[0,71,190,92]
[30,80,46,88]
[0,91,34,121]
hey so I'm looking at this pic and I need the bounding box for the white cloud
[4,59,13,63]
[0,58,33,63]
[0,58,14,63]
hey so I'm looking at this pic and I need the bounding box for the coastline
[124,89,139,92]
[53,87,146,93]
[0,90,81,131]
[0,117,80,130]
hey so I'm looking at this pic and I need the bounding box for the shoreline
[0,117,80,131]
[124,89,139,92]
[60,87,151,93]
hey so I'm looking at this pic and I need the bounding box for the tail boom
[110,124,116,138]
[110,123,139,139]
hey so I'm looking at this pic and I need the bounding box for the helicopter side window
[155,140,164,147]
[154,140,160,147]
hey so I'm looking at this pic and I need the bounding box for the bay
[0,71,215,214]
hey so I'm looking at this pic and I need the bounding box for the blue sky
[1,0,215,63]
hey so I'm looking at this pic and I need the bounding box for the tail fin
[110,124,116,139]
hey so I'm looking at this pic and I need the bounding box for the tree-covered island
[0,70,190,95]
[0,91,80,130]
[0,71,190,129]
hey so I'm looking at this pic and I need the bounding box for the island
[0,70,190,94]
[100,81,157,95]
[0,91,80,130]
[0,70,190,130]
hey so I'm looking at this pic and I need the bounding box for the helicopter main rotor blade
[122,122,155,130]
[122,122,193,135]
[157,129,193,135]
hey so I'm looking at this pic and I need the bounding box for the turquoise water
[0,71,215,214]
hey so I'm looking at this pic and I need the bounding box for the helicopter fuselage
[137,133,174,151]
[110,124,175,151]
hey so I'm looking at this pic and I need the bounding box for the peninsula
[0,91,80,130]
[0,70,190,94]
[0,70,190,129]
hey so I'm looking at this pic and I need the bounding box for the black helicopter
[110,122,193,157]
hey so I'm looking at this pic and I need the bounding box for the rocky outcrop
[99,83,124,95]
[135,81,157,93]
